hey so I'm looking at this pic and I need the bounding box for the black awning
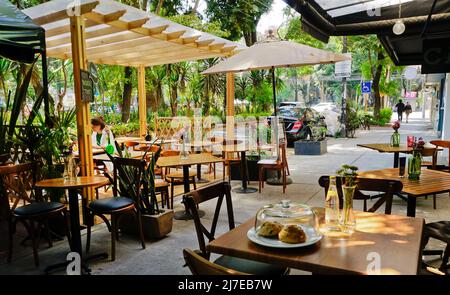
[0,0,45,63]
[284,0,450,69]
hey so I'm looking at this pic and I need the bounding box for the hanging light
[393,1,405,35]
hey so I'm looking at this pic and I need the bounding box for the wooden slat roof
[23,0,245,67]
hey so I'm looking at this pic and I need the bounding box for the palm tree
[146,65,166,112]
[200,58,223,116]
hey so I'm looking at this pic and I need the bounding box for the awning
[0,0,45,63]
[284,0,450,69]
[23,0,245,67]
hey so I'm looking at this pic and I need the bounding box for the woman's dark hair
[91,117,105,129]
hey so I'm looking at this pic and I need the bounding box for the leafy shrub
[370,108,393,126]
[111,122,140,136]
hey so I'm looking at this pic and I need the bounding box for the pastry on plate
[258,221,283,237]
[278,225,307,244]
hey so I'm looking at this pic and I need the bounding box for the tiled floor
[1,113,448,274]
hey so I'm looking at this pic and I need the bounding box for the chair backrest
[161,150,179,157]
[183,249,247,275]
[280,142,288,166]
[183,181,235,258]
[318,176,403,214]
[430,140,450,168]
[0,154,10,165]
[0,162,38,210]
[420,148,438,168]
[112,157,146,209]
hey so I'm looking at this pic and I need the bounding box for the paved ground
[1,112,448,275]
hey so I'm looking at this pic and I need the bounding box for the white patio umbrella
[202,32,350,158]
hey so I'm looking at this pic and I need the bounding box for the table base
[233,187,258,194]
[174,209,205,220]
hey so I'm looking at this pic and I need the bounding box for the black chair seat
[214,255,288,275]
[13,202,64,216]
[89,197,134,213]
[426,221,450,243]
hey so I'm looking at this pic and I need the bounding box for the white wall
[442,75,450,140]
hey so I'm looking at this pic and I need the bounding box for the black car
[268,107,327,144]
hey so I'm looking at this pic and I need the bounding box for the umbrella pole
[271,67,280,160]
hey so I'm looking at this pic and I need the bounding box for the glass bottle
[340,185,356,234]
[325,176,340,231]
[390,130,400,147]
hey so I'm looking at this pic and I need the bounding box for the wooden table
[357,143,440,168]
[176,141,218,183]
[93,150,145,162]
[357,144,414,168]
[35,177,110,257]
[207,208,424,275]
[220,144,257,194]
[157,153,224,220]
[359,168,450,217]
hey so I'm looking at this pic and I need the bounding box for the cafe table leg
[406,195,416,217]
[68,188,82,255]
[174,165,205,220]
[233,151,257,194]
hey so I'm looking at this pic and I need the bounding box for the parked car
[278,101,305,109]
[312,102,338,113]
[268,107,327,144]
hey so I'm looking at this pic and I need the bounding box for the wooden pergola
[23,0,244,187]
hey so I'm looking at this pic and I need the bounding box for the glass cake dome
[254,200,321,244]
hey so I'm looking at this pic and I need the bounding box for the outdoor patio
[2,113,448,275]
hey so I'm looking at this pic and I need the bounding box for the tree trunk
[155,0,164,15]
[170,86,177,116]
[372,50,385,119]
[121,66,133,122]
[191,0,200,15]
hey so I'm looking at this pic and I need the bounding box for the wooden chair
[420,147,438,169]
[183,181,289,275]
[430,140,450,173]
[183,248,248,275]
[258,142,289,193]
[0,162,69,267]
[422,221,450,274]
[123,140,140,151]
[418,147,440,209]
[318,176,403,214]
[0,154,10,166]
[430,140,450,200]
[86,157,146,261]
[161,150,197,198]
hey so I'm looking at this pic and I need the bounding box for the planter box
[119,209,173,239]
[230,157,260,181]
[294,139,327,155]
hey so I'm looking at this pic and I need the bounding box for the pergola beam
[27,0,99,25]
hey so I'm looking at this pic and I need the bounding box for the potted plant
[336,164,358,234]
[230,150,263,181]
[294,123,328,155]
[113,141,173,239]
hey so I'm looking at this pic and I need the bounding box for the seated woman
[91,117,116,172]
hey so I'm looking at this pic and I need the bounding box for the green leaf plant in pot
[105,140,173,239]
[336,164,358,234]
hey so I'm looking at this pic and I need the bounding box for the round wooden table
[35,176,110,272]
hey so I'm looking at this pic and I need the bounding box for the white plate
[247,226,322,249]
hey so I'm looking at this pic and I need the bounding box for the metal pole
[341,36,348,137]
